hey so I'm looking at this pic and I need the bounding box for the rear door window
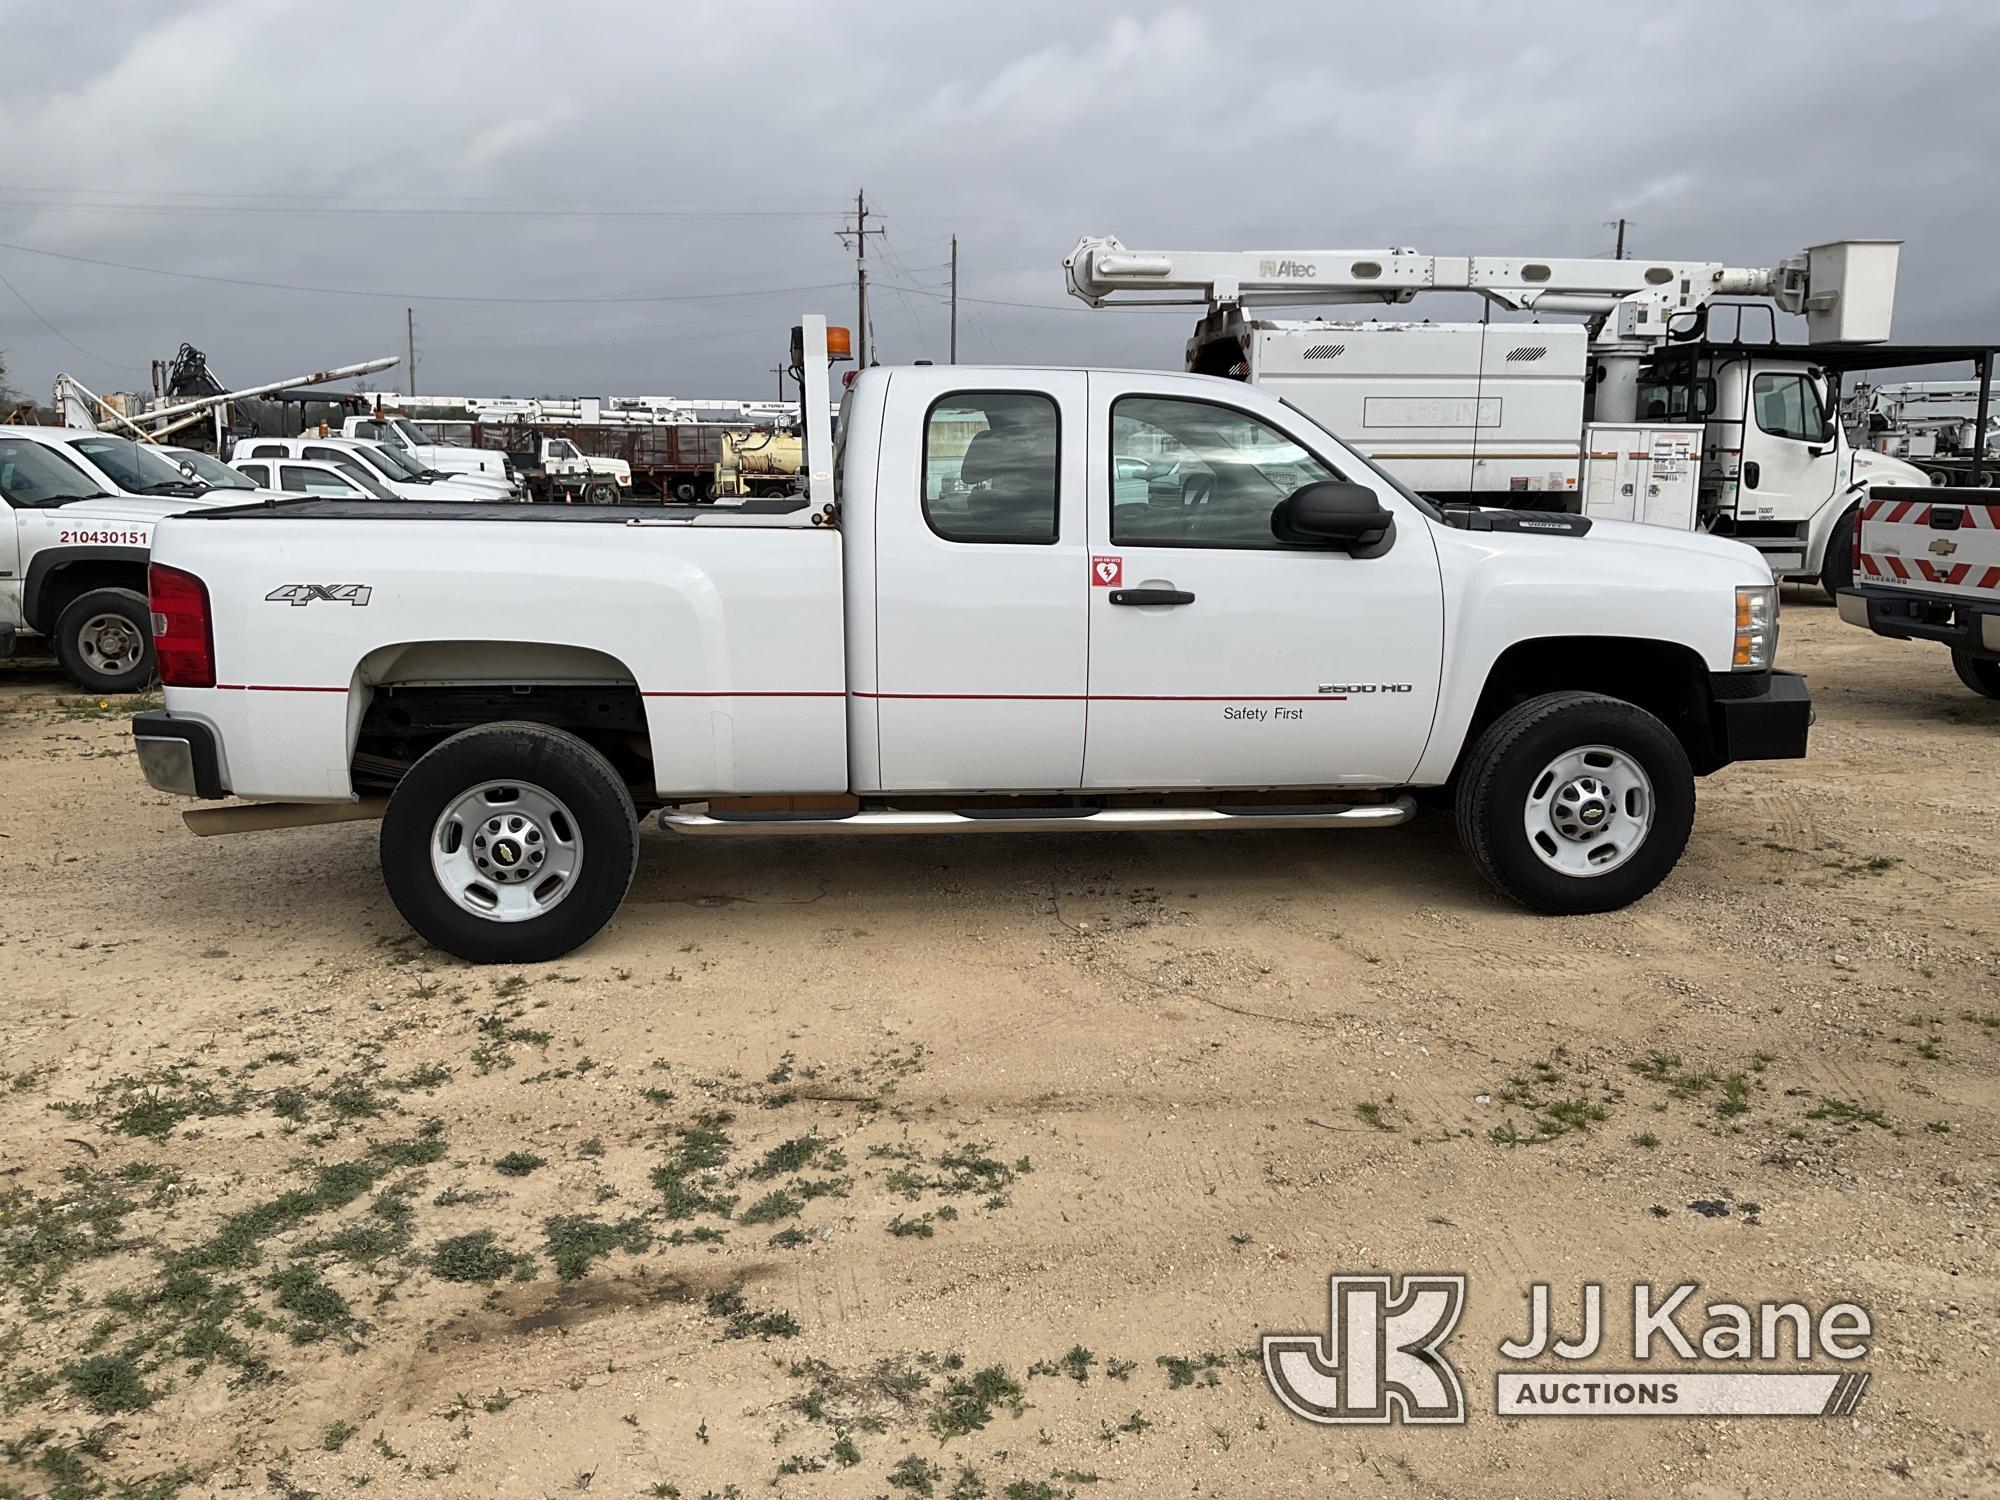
[921,392,1059,544]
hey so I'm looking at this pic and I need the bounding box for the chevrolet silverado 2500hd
[131,321,1811,963]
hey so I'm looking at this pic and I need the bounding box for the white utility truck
[228,436,512,500]
[332,414,519,491]
[1064,236,1929,594]
[131,320,1809,963]
[0,428,244,691]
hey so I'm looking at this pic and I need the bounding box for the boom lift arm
[1063,235,1898,422]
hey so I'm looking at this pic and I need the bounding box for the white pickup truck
[1,427,243,692]
[131,322,1811,963]
[333,415,519,491]
[1838,484,2000,697]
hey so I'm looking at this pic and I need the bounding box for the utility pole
[949,235,959,365]
[1614,218,1628,260]
[406,307,418,396]
[837,189,885,367]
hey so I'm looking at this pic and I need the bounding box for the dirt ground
[0,598,1995,1500]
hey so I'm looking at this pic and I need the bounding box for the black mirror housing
[1271,480,1395,556]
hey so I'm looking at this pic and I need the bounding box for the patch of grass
[888,1456,944,1495]
[322,1420,359,1452]
[1717,1072,1753,1119]
[431,1232,530,1284]
[1632,1130,1660,1148]
[1806,1097,1890,1129]
[101,1068,246,1139]
[494,1151,546,1177]
[929,1364,1025,1441]
[543,1215,650,1280]
[62,1354,156,1414]
[737,1190,803,1226]
[1028,1346,1096,1384]
[1354,1098,1396,1131]
[1100,1410,1152,1441]
[1156,1352,1223,1389]
[0,1169,139,1302]
[268,1263,351,1342]
[748,1134,823,1180]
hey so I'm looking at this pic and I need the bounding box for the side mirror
[1271,480,1395,555]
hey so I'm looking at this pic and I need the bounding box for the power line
[0,262,143,372]
[0,239,847,306]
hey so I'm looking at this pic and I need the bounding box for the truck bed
[180,496,812,525]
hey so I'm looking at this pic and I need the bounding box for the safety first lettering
[58,528,148,545]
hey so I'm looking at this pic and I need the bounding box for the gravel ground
[0,597,1994,1499]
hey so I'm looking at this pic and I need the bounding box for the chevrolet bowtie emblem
[1930,538,1959,556]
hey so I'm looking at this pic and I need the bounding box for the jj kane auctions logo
[1263,1274,1871,1424]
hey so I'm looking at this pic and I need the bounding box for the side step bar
[658,798,1414,838]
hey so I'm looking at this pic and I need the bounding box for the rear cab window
[921,392,1059,544]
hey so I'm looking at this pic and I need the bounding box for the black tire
[1952,650,2000,701]
[1820,503,1859,599]
[53,587,153,694]
[380,722,639,963]
[1453,691,1695,916]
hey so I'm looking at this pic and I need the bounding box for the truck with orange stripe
[1839,487,2000,699]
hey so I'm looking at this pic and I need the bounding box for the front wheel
[380,722,639,963]
[1952,650,2000,701]
[1453,692,1695,915]
[53,587,153,694]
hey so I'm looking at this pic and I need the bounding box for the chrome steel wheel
[1521,744,1654,877]
[77,612,146,678]
[431,779,584,922]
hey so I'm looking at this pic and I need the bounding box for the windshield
[391,419,428,449]
[67,434,201,494]
[0,438,109,506]
[170,449,257,489]
[361,442,425,479]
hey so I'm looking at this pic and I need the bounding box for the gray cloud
[2,0,1995,403]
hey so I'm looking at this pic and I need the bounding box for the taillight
[149,563,215,688]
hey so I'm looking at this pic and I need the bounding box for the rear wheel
[53,587,153,694]
[1821,503,1859,598]
[1454,692,1695,915]
[1952,650,2000,700]
[380,722,639,963]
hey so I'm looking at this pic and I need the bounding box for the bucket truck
[1064,236,1930,593]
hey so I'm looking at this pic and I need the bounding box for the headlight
[1733,584,1778,670]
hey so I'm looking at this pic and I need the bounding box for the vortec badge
[266,584,373,607]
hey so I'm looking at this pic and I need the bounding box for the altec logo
[1259,258,1319,279]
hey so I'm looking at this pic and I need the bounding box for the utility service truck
[1064,235,1930,594]
[131,320,1808,963]
[333,414,520,492]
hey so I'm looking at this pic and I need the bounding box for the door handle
[1109,588,1195,606]
[1743,460,1760,489]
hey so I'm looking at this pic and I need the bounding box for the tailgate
[1857,486,2000,603]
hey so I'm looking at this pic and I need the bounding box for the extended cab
[1,427,241,692]
[132,328,1811,963]
[1838,484,2000,698]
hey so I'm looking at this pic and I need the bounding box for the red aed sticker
[1091,555,1122,587]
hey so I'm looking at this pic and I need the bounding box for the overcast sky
[2,0,1994,405]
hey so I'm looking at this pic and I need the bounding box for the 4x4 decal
[265,584,373,607]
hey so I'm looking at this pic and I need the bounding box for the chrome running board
[657,798,1414,838]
